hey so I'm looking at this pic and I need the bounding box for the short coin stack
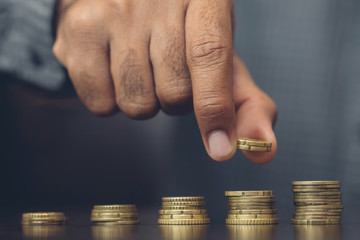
[225,191,279,225]
[158,197,210,225]
[237,138,272,152]
[291,181,343,225]
[22,212,67,225]
[91,205,139,225]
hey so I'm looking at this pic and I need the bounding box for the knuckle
[87,99,117,116]
[117,99,159,120]
[189,35,229,66]
[195,92,232,120]
[157,84,192,108]
[66,5,103,34]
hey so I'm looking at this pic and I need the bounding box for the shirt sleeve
[0,0,66,90]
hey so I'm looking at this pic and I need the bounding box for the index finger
[186,0,236,161]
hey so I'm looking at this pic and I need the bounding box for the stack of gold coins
[158,197,210,225]
[291,181,343,225]
[237,138,272,152]
[225,191,279,225]
[91,205,139,225]
[22,212,67,225]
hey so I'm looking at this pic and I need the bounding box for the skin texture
[53,0,278,163]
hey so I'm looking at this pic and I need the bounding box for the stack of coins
[225,191,279,225]
[158,197,210,225]
[291,181,343,225]
[237,138,272,152]
[22,212,67,225]
[91,205,139,225]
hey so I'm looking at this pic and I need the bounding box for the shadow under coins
[227,225,278,240]
[293,225,342,240]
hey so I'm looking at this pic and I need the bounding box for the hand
[53,0,277,163]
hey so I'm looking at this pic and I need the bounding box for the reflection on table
[227,225,277,240]
[22,225,66,239]
[92,224,138,240]
[293,225,342,240]
[159,225,208,240]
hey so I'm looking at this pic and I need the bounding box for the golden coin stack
[158,197,210,225]
[291,181,343,225]
[91,205,139,225]
[225,191,279,225]
[237,138,272,152]
[22,212,67,225]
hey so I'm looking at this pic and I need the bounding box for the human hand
[53,0,277,163]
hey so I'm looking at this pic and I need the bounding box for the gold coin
[162,201,205,206]
[226,219,279,225]
[228,203,275,208]
[293,185,341,189]
[161,206,204,210]
[93,205,136,210]
[293,195,341,199]
[293,215,341,219]
[228,198,275,203]
[294,198,341,202]
[237,145,271,152]
[227,209,277,214]
[295,205,343,209]
[91,217,138,222]
[159,214,209,219]
[237,138,272,147]
[295,209,343,213]
[22,220,67,225]
[159,209,207,215]
[228,206,276,210]
[22,212,66,221]
[293,212,341,216]
[291,219,340,225]
[91,212,138,217]
[227,214,277,219]
[293,189,341,193]
[93,220,139,225]
[295,202,343,206]
[292,181,340,186]
[158,219,210,225]
[91,210,138,215]
[294,192,342,197]
[228,196,275,201]
[162,197,204,202]
[225,191,274,197]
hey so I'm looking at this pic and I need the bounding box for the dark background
[1,0,360,225]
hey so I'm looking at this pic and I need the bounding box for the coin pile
[291,181,343,225]
[225,191,279,225]
[237,138,272,152]
[91,205,139,225]
[22,212,67,225]
[158,197,210,225]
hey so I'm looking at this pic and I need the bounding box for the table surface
[1,208,360,240]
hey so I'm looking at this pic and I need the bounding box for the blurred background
[0,0,359,225]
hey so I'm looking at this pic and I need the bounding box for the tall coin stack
[22,212,67,225]
[91,205,139,225]
[158,197,210,225]
[291,181,343,225]
[225,191,279,225]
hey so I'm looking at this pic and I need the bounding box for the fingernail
[208,130,232,160]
